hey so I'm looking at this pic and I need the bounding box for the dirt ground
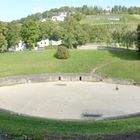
[0,81,140,120]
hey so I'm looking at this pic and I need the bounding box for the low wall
[0,73,137,87]
[0,73,102,86]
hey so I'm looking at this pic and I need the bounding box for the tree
[136,24,140,53]
[55,46,70,59]
[121,31,135,49]
[0,22,8,52]
[62,16,89,48]
[6,22,21,49]
[111,25,136,49]
[88,25,111,43]
[21,19,39,48]
[50,25,64,41]
[63,32,77,48]
[72,12,84,21]
[112,30,121,45]
[39,21,52,40]
[74,25,89,46]
[0,33,7,52]
[0,22,8,36]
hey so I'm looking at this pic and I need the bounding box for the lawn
[0,111,140,139]
[0,49,140,82]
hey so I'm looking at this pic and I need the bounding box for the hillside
[1,5,140,53]
[17,5,140,24]
[81,14,140,30]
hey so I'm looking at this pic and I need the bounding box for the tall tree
[136,24,140,53]
[0,33,7,52]
[39,21,51,40]
[63,16,88,48]
[21,19,39,48]
[6,22,21,49]
[0,22,8,51]
[50,25,64,41]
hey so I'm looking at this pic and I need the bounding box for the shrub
[55,46,70,59]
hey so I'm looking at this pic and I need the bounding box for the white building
[104,7,112,13]
[8,39,62,52]
[51,16,65,22]
[50,40,62,46]
[8,41,27,52]
[37,39,62,48]
[37,39,50,48]
[51,12,67,22]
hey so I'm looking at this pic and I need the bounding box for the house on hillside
[51,12,67,22]
[104,7,112,14]
[8,41,27,52]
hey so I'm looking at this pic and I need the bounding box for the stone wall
[0,73,137,87]
[0,73,102,87]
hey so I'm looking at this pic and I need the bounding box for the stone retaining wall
[0,73,102,87]
[0,73,137,87]
[103,78,136,85]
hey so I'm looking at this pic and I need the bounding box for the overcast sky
[0,0,140,21]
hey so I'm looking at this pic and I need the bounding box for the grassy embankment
[0,111,140,139]
[0,49,139,82]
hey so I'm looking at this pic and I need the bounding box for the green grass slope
[0,49,139,82]
[0,111,140,139]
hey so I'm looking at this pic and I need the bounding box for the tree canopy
[21,19,39,48]
[0,5,139,52]
[6,22,21,48]
[0,22,8,51]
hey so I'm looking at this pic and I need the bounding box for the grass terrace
[80,14,140,30]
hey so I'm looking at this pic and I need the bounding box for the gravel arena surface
[0,81,140,120]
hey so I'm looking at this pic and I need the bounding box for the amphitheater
[0,74,140,120]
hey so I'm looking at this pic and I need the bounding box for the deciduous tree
[21,19,39,48]
[6,22,21,48]
[136,24,140,53]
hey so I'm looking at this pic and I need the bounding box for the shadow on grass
[106,49,140,61]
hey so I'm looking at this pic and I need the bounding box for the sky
[0,0,140,22]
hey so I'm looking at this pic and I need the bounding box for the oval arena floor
[0,81,140,120]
